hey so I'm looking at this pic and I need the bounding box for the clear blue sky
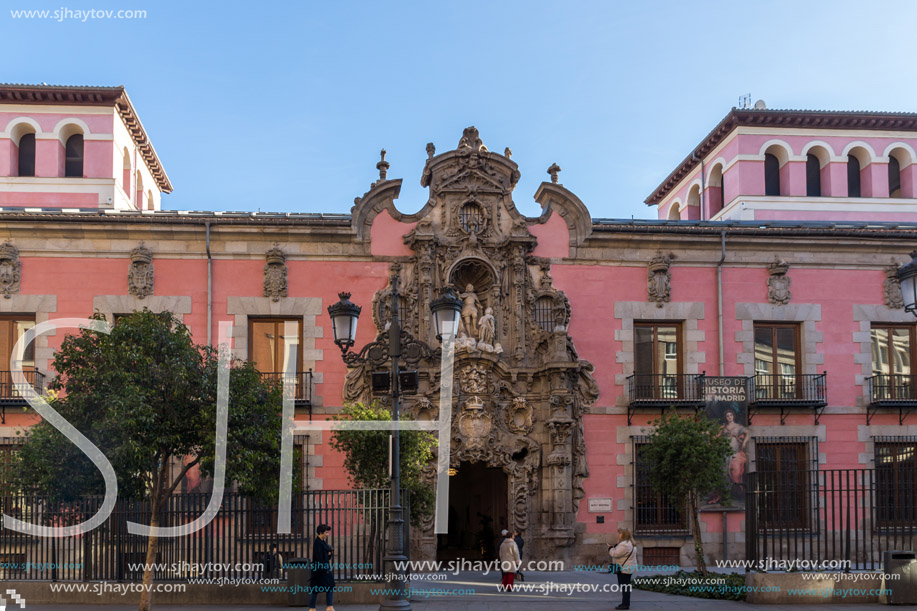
[5,0,917,219]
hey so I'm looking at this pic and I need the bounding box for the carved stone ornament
[647,251,672,307]
[457,396,492,450]
[505,396,534,434]
[767,258,791,305]
[127,243,154,299]
[263,246,288,302]
[885,262,905,309]
[0,243,20,299]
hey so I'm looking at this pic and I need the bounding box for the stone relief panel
[884,262,905,309]
[647,251,672,307]
[127,243,154,299]
[767,258,791,305]
[0,243,21,299]
[263,246,288,302]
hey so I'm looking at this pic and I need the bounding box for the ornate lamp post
[328,279,460,611]
[898,250,917,316]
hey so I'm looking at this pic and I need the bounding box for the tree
[329,402,436,529]
[641,408,732,576]
[15,310,285,611]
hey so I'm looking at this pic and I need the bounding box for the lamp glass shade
[430,287,462,339]
[898,252,917,314]
[328,292,361,348]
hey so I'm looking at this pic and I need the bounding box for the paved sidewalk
[21,570,887,610]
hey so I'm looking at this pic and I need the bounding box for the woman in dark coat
[308,524,335,611]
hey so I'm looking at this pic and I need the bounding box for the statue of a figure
[478,307,496,345]
[459,284,482,338]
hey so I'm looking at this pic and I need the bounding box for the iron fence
[0,489,401,582]
[746,468,917,571]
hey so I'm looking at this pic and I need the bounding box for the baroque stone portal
[345,128,599,562]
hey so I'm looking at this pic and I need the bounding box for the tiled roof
[645,108,917,206]
[0,84,172,193]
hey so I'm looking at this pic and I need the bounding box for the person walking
[498,529,520,591]
[262,543,284,580]
[608,527,637,610]
[513,529,525,582]
[308,524,335,611]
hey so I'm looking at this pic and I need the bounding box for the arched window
[122,148,131,194]
[707,165,724,218]
[17,133,35,177]
[847,155,861,197]
[806,154,821,197]
[764,153,780,196]
[65,134,84,177]
[147,191,154,211]
[667,203,680,220]
[889,155,902,198]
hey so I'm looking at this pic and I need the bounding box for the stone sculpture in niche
[263,246,288,302]
[885,261,905,309]
[0,243,21,299]
[647,251,672,307]
[127,243,154,299]
[767,258,791,305]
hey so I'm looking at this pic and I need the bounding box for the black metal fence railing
[746,469,917,571]
[258,371,312,403]
[750,373,827,405]
[0,370,45,400]
[0,489,399,582]
[626,373,706,405]
[867,374,917,404]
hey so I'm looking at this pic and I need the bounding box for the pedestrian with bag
[513,529,525,582]
[498,529,520,591]
[608,527,637,610]
[308,524,335,611]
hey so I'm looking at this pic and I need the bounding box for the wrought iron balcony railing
[0,370,45,401]
[866,374,916,425]
[626,373,705,424]
[257,370,312,405]
[749,373,826,406]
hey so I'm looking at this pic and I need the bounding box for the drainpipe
[717,231,726,375]
[205,222,213,346]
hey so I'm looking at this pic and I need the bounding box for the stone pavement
[21,570,887,610]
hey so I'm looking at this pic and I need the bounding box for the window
[0,438,21,499]
[806,154,821,196]
[871,325,915,400]
[634,323,680,399]
[633,437,686,533]
[755,437,815,529]
[847,155,861,197]
[889,156,902,198]
[249,318,304,397]
[64,134,84,177]
[753,324,799,400]
[534,297,554,332]
[17,133,35,177]
[764,153,781,196]
[459,202,484,233]
[874,437,917,528]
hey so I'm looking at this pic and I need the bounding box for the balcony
[866,374,916,425]
[748,373,827,425]
[626,373,705,424]
[257,371,312,409]
[0,370,46,423]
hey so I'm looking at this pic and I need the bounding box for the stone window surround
[857,424,917,466]
[613,301,706,408]
[735,303,823,377]
[0,294,57,376]
[748,426,827,470]
[852,304,915,408]
[92,295,192,324]
[226,296,325,491]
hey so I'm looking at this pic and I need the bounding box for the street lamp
[328,276,460,611]
[898,250,917,316]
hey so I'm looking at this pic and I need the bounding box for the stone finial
[426,142,436,159]
[767,257,791,305]
[885,261,905,309]
[127,243,154,299]
[647,251,672,307]
[0,242,21,299]
[458,126,486,152]
[376,149,390,181]
[504,147,512,159]
[547,163,561,184]
[263,245,288,302]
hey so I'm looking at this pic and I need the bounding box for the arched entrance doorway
[437,462,507,561]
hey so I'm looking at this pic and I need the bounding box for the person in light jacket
[608,527,637,610]
[498,529,521,591]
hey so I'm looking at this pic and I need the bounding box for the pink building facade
[0,87,915,569]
